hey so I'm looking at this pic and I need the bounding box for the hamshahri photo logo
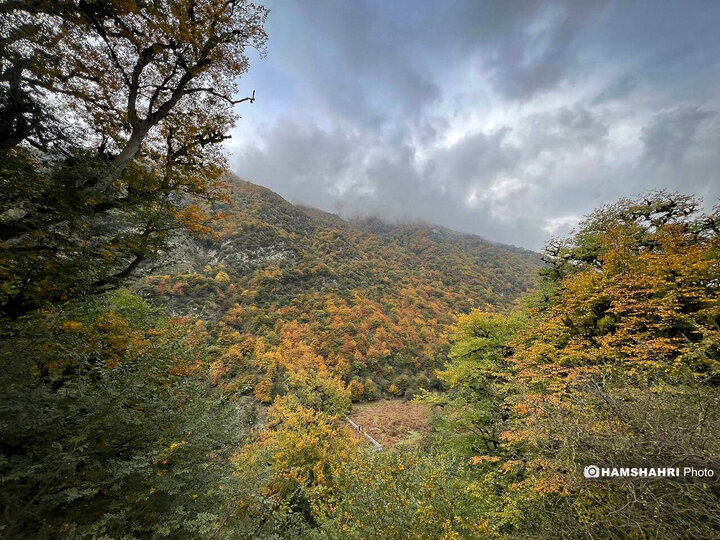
[584,465,716,479]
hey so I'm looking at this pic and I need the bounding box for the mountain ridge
[239,176,535,253]
[136,175,542,398]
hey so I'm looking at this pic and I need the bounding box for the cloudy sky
[226,0,720,250]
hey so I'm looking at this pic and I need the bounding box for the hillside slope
[137,177,541,398]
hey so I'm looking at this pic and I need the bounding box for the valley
[3,2,718,535]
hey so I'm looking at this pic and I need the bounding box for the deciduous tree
[0,0,268,316]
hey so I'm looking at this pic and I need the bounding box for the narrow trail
[346,417,383,451]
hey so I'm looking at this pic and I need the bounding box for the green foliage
[417,311,524,457]
[314,450,494,540]
[0,292,244,538]
[392,374,411,393]
[364,379,378,401]
[415,373,430,389]
[285,369,352,416]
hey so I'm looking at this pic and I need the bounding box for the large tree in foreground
[435,192,720,538]
[0,0,268,317]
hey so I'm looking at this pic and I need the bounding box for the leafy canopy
[0,0,268,317]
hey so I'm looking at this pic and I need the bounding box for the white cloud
[542,214,581,234]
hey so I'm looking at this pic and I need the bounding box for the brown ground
[347,399,432,447]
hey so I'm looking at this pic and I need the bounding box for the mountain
[136,177,542,399]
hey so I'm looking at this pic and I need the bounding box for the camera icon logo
[584,465,600,478]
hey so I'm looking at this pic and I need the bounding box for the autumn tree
[518,191,720,387]
[401,192,720,538]
[285,368,352,416]
[364,378,378,401]
[502,192,720,537]
[0,0,268,316]
[315,451,494,539]
[237,395,360,526]
[424,192,720,538]
[347,379,364,402]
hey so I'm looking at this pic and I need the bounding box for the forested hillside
[2,1,719,538]
[135,177,540,400]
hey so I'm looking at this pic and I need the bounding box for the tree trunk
[82,124,149,197]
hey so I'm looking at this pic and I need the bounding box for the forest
[2,1,719,539]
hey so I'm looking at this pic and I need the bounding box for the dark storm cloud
[641,106,716,165]
[229,0,720,250]
[254,0,442,126]
[456,0,607,100]
[519,105,609,158]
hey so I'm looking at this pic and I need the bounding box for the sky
[226,0,720,250]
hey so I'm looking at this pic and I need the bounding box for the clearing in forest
[347,399,432,447]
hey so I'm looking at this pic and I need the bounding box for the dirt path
[346,417,383,451]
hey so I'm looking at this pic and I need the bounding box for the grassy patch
[348,399,432,447]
